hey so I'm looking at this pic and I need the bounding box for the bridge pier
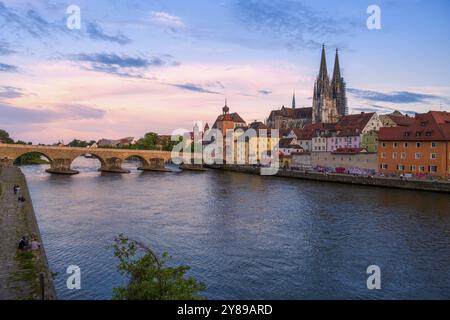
[100,158,130,174]
[45,158,79,175]
[180,164,207,171]
[138,158,171,172]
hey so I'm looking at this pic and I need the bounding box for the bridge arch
[70,153,107,173]
[13,151,53,166]
[124,155,150,169]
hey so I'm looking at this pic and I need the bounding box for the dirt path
[0,167,56,300]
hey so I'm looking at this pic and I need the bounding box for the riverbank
[210,165,450,193]
[0,167,56,300]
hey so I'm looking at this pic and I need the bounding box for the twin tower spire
[312,44,347,123]
[291,44,344,114]
[319,44,341,83]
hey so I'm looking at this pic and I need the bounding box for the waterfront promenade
[211,165,450,193]
[0,167,55,300]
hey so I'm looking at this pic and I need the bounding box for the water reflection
[19,158,450,300]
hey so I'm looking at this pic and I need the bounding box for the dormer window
[405,132,410,137]
[420,121,427,126]
[416,132,422,137]
[426,131,432,137]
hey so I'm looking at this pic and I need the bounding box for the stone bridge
[0,144,173,174]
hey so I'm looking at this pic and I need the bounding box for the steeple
[332,48,341,81]
[318,44,328,81]
[222,99,229,115]
[292,91,296,109]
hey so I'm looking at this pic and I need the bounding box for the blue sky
[1,0,449,143]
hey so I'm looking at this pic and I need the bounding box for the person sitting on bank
[13,185,19,194]
[18,196,26,203]
[31,238,41,251]
[18,236,29,251]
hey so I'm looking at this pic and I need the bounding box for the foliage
[162,135,182,152]
[112,234,206,300]
[0,128,32,145]
[68,139,96,148]
[0,129,14,143]
[14,152,49,165]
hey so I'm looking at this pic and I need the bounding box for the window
[392,152,397,159]
[403,142,408,148]
[430,166,438,173]
[382,142,386,148]
[415,153,421,159]
[381,164,388,170]
[419,166,425,172]
[381,152,386,159]
[411,165,417,171]
[397,165,405,171]
[416,142,421,148]
[431,153,437,160]
[393,142,398,148]
[401,152,406,159]
[431,142,437,148]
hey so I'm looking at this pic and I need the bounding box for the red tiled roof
[230,112,246,123]
[212,111,246,128]
[336,112,374,131]
[387,115,416,126]
[379,111,450,141]
[268,106,312,121]
[291,128,316,139]
[249,121,268,130]
[279,138,295,148]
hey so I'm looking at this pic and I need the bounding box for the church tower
[312,45,338,123]
[292,91,296,109]
[331,49,347,117]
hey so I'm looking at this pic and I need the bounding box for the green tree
[141,132,159,150]
[0,129,14,143]
[162,135,182,152]
[112,234,206,300]
[68,139,95,148]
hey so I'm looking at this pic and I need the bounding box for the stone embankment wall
[0,167,56,300]
[212,165,450,193]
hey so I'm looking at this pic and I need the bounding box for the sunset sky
[1,0,449,144]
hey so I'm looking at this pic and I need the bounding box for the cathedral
[312,45,347,123]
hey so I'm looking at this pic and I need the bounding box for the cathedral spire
[292,91,296,109]
[332,48,341,81]
[319,43,328,81]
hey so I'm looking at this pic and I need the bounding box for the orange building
[378,111,450,177]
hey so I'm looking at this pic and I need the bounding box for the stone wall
[311,152,377,170]
[213,165,450,193]
[0,167,56,299]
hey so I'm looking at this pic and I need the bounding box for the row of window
[381,152,437,160]
[329,137,358,143]
[380,164,438,173]
[381,142,438,148]
[313,146,360,151]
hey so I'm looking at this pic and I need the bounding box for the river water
[20,158,450,300]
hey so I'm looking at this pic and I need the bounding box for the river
[20,157,450,299]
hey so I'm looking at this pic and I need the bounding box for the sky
[1,0,449,144]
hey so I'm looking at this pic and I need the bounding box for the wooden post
[39,272,45,300]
